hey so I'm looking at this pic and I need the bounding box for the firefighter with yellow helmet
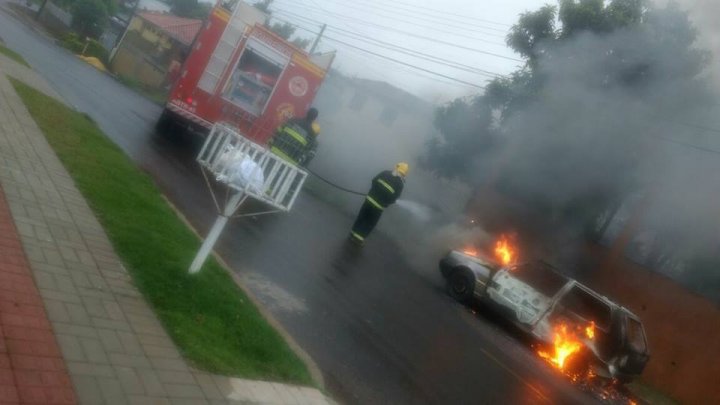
[269,107,320,166]
[350,162,409,244]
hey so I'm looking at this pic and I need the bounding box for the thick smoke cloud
[660,0,720,88]
[484,4,720,289]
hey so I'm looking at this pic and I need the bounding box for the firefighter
[269,108,319,166]
[350,162,408,244]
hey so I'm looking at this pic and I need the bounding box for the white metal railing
[197,123,307,211]
[190,123,307,273]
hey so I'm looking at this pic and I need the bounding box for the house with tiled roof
[111,11,203,89]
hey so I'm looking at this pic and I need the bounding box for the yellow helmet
[311,122,321,136]
[395,162,409,177]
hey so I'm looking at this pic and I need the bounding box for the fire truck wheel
[447,268,474,304]
[156,110,174,134]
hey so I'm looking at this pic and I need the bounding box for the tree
[172,0,211,19]
[420,97,497,183]
[290,37,311,50]
[421,0,713,256]
[252,0,272,13]
[71,0,111,38]
[253,1,313,50]
[269,22,295,39]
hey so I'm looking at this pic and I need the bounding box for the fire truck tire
[447,268,474,304]
[156,110,174,133]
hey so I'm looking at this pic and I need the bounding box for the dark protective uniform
[350,170,405,242]
[268,117,318,166]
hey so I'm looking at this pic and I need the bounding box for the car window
[509,263,568,297]
[556,285,613,330]
[626,317,647,353]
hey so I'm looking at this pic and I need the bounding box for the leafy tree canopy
[71,0,114,38]
[422,0,710,214]
[253,0,312,50]
[172,0,211,19]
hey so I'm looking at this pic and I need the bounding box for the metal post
[189,191,244,273]
[309,24,326,54]
[109,0,140,62]
[36,0,48,20]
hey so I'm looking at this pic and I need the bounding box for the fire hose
[306,168,366,196]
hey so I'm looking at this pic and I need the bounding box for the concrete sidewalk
[0,56,331,404]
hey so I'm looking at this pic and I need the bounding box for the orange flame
[538,323,583,370]
[462,247,478,257]
[494,235,516,265]
[538,322,633,403]
[585,321,595,340]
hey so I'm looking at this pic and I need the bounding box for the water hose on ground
[306,167,365,196]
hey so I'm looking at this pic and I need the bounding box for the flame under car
[439,250,649,382]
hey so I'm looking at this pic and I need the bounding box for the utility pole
[36,0,48,20]
[109,0,140,62]
[309,24,326,54]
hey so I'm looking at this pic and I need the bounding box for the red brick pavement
[0,188,76,404]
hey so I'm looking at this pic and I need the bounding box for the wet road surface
[0,7,603,404]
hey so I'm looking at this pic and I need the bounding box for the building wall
[111,46,165,87]
[585,240,720,404]
[112,16,184,88]
[128,17,173,51]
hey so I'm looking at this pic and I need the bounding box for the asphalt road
[0,8,604,404]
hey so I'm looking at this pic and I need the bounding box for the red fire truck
[159,0,335,144]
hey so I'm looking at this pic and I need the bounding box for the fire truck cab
[159,0,334,146]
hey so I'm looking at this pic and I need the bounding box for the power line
[273,8,522,62]
[285,0,509,37]
[267,14,492,89]
[351,0,512,32]
[651,133,720,155]
[356,0,512,28]
[270,13,506,78]
[269,8,720,150]
[270,15,494,87]
[272,3,509,45]
[337,50,476,89]
[273,7,503,49]
[327,29,502,78]
[319,36,486,88]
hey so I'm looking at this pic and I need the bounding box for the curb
[1,5,329,395]
[159,194,328,391]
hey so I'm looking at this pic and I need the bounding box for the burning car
[439,246,649,383]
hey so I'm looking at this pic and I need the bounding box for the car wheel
[447,269,474,303]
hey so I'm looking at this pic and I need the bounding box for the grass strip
[0,45,31,68]
[117,74,168,105]
[10,77,313,385]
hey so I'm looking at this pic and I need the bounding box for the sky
[261,0,718,103]
[264,0,547,102]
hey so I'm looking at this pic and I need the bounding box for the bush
[60,32,109,64]
[60,32,84,53]
[85,39,109,63]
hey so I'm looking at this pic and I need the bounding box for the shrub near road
[10,78,314,385]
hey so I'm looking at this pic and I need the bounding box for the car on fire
[440,249,649,382]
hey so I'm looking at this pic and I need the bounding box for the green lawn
[117,74,168,105]
[0,45,30,68]
[10,78,314,385]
